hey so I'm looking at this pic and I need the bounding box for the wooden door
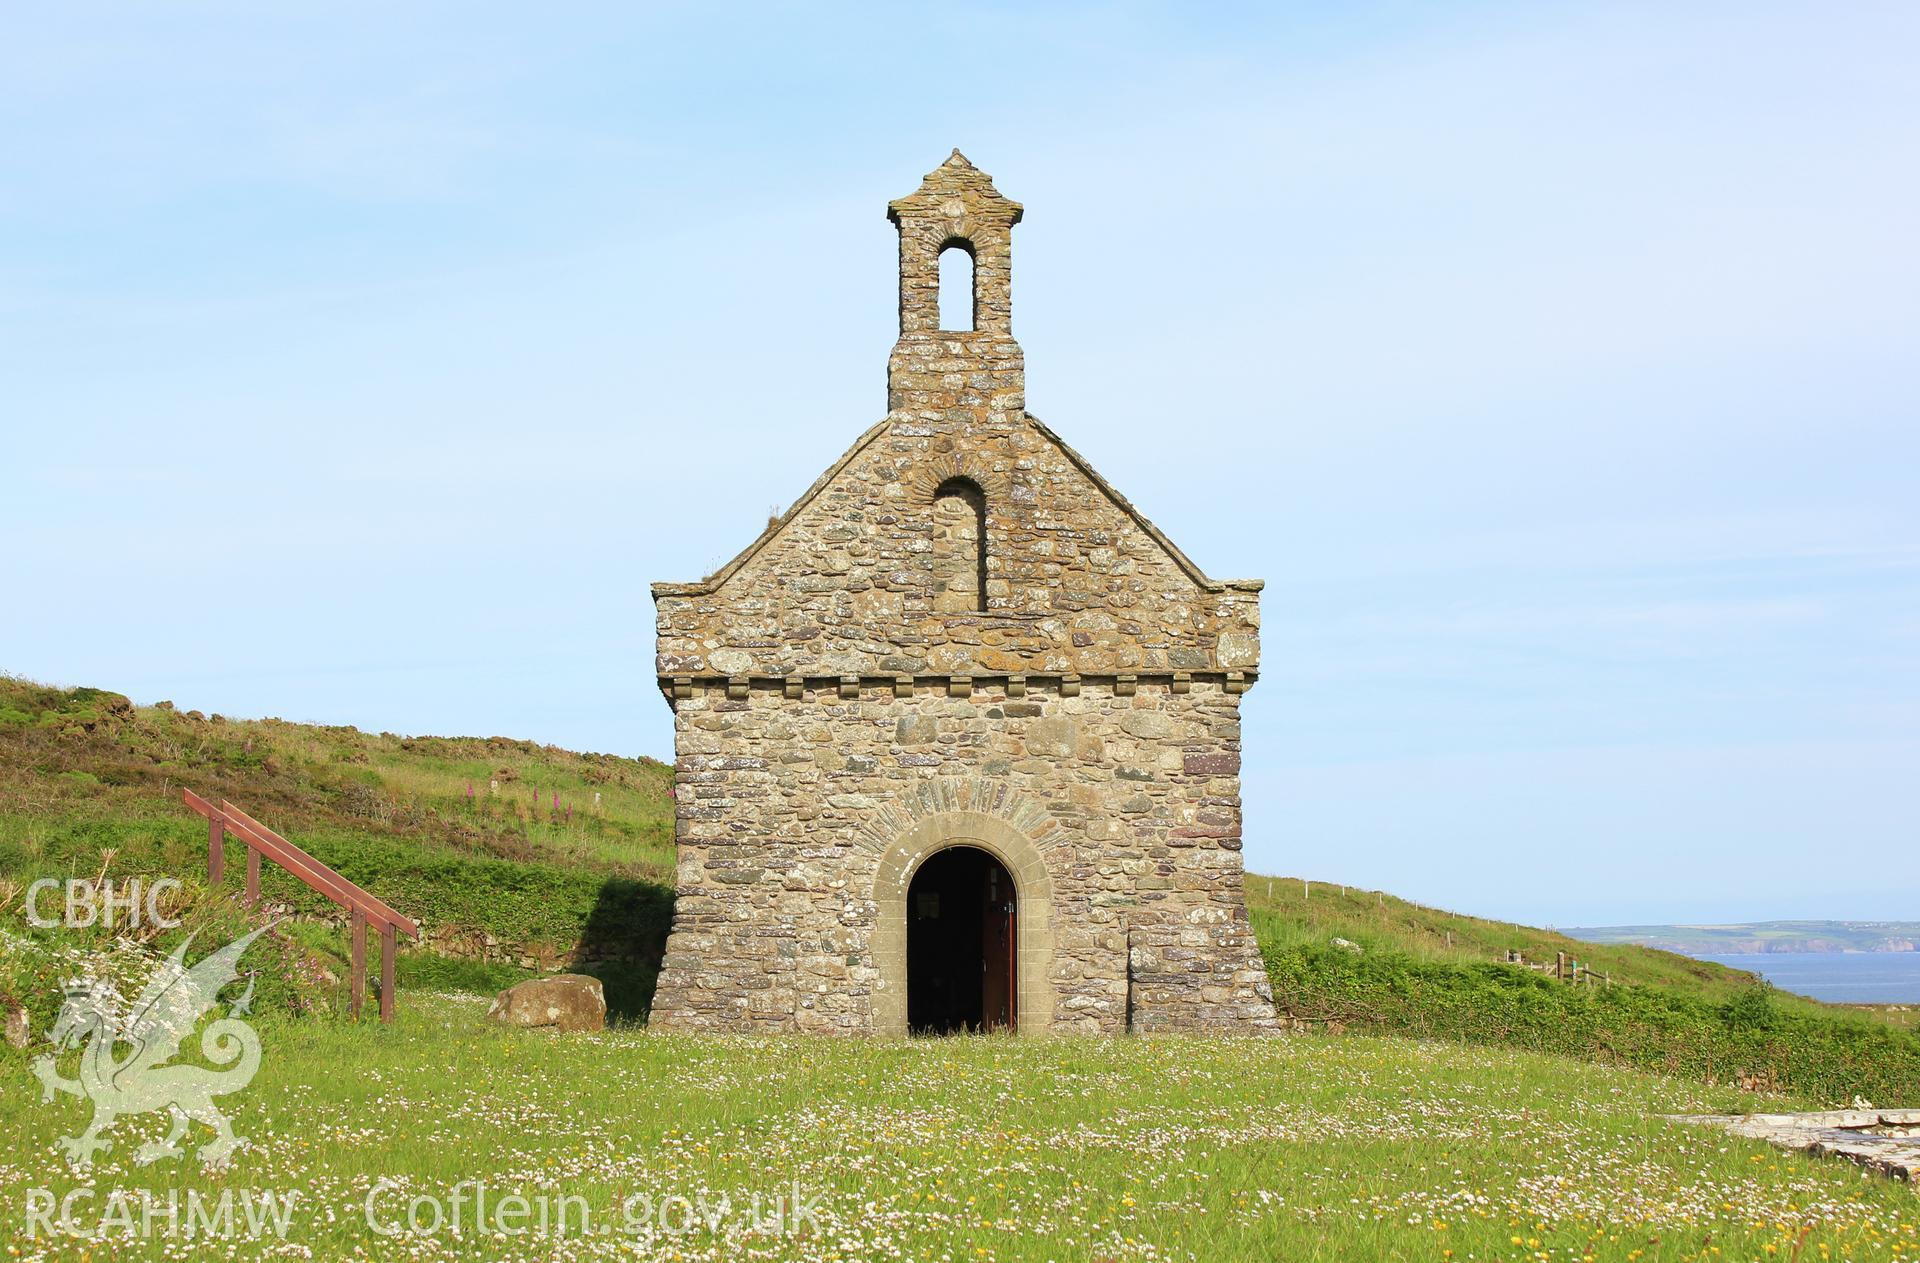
[981,861,1017,1032]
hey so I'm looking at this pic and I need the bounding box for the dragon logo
[30,925,270,1167]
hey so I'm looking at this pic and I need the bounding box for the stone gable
[648,153,1278,1036]
[653,413,1264,682]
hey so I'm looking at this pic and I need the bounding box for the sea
[1702,953,1920,1005]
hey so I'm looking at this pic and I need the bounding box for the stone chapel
[649,152,1279,1035]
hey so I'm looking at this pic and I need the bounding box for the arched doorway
[869,805,1054,1037]
[907,846,1017,1034]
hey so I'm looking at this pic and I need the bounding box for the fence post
[245,846,261,906]
[208,811,225,885]
[350,909,368,1020]
[1556,951,1567,981]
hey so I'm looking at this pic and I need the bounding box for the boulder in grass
[4,1001,29,1050]
[487,975,606,1033]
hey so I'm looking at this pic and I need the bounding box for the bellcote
[886,151,1025,426]
[888,149,1023,335]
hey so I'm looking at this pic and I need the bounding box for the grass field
[6,993,1920,1262]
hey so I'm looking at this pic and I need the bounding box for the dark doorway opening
[907,846,1016,1035]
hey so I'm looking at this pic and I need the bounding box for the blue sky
[4,3,1915,925]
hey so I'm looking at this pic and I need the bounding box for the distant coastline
[1699,953,1920,1005]
[1566,920,1920,956]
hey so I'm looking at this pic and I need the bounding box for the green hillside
[0,675,678,1024]
[5,674,1918,1106]
[1245,878,1920,1102]
[1249,877,1768,996]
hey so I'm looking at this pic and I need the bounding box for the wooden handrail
[182,789,419,1022]
[220,800,419,936]
[191,794,362,916]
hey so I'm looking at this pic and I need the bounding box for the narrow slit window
[938,243,975,332]
[931,477,987,613]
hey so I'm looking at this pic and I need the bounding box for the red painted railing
[182,789,420,1022]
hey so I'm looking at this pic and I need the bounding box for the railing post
[350,909,368,1020]
[185,796,416,1023]
[379,922,397,1024]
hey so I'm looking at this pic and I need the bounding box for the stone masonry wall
[647,676,1280,1034]
[652,413,1263,682]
